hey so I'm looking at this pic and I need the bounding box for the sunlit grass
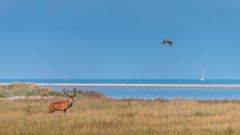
[1,99,240,135]
[0,83,105,99]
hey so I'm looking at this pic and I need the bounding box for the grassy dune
[1,99,240,135]
[0,83,105,99]
[1,83,240,135]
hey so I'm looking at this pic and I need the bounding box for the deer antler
[49,88,77,113]
[63,88,76,98]
[63,89,72,98]
[72,88,76,98]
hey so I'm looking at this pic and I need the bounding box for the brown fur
[49,89,76,113]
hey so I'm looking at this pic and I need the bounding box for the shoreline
[1,83,240,88]
[1,95,240,102]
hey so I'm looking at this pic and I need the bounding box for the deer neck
[68,98,74,103]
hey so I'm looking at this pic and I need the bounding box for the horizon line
[2,83,240,89]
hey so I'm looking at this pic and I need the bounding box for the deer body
[49,89,76,113]
[49,100,73,113]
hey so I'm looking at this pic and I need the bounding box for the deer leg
[63,109,67,113]
[48,110,54,113]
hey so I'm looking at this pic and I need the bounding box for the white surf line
[0,83,240,88]
[0,83,11,85]
[1,83,240,88]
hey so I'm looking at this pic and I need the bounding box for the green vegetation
[0,83,105,99]
[1,83,240,135]
[0,83,55,97]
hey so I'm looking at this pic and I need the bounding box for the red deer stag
[49,88,76,113]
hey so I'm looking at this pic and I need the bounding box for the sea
[2,79,240,100]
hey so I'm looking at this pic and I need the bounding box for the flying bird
[162,40,173,46]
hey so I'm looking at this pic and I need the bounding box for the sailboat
[200,68,205,81]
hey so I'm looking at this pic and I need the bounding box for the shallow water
[1,79,240,84]
[49,86,240,100]
[2,79,240,100]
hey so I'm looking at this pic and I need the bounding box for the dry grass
[1,99,240,135]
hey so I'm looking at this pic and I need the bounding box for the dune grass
[0,83,105,99]
[1,99,240,135]
[0,83,240,135]
[0,83,59,97]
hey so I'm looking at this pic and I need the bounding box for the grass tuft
[0,84,240,135]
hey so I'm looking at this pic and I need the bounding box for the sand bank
[1,83,240,88]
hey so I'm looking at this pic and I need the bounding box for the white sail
[200,68,205,81]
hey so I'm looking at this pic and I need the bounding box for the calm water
[1,79,240,84]
[2,79,240,100]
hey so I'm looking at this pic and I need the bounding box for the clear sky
[1,0,240,79]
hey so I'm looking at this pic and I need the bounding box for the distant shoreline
[1,83,240,88]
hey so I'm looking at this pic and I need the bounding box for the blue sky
[1,0,240,79]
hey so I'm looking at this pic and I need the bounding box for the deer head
[49,88,77,113]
